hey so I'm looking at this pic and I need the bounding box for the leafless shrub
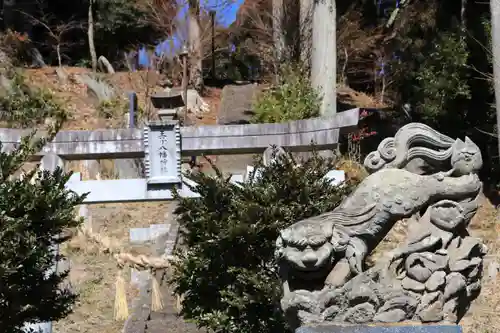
[18,3,83,67]
[232,0,285,79]
[337,9,385,87]
[232,0,315,81]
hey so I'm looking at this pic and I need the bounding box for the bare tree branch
[17,7,83,67]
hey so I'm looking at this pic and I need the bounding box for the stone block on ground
[150,224,171,240]
[164,223,179,256]
[130,224,171,245]
[131,269,151,289]
[296,325,462,333]
[217,84,261,125]
[122,278,152,333]
[130,227,152,244]
[144,274,206,333]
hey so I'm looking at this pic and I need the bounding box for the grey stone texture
[217,84,261,125]
[0,108,358,159]
[276,123,486,329]
[296,324,462,333]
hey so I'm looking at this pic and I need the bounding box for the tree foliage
[93,0,165,60]
[171,149,353,333]
[0,69,85,332]
[0,142,85,332]
[400,30,471,125]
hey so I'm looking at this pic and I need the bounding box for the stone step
[125,212,184,333]
[129,223,171,245]
[144,280,205,333]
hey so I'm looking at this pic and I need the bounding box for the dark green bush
[412,31,470,122]
[171,149,353,333]
[0,131,86,332]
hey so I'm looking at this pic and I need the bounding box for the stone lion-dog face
[275,219,349,278]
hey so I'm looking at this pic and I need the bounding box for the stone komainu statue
[275,123,486,329]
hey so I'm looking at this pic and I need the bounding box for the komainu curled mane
[363,123,482,176]
[275,123,487,328]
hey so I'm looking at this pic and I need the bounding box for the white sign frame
[143,121,182,185]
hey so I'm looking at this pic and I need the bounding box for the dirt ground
[52,202,173,333]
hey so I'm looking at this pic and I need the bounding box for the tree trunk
[88,0,98,72]
[299,0,313,68]
[491,0,500,158]
[461,0,467,29]
[188,0,203,91]
[56,44,62,67]
[272,0,285,73]
[311,0,336,117]
[98,55,115,74]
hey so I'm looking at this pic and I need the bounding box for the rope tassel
[114,268,129,320]
[151,269,164,311]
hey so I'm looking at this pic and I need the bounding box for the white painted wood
[65,173,244,204]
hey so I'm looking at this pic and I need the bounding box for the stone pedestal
[296,325,462,333]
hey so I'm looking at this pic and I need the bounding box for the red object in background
[350,127,377,142]
[349,108,378,142]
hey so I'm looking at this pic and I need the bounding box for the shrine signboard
[143,121,181,185]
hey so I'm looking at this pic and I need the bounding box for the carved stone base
[296,324,462,333]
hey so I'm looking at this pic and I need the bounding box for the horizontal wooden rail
[0,108,359,161]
